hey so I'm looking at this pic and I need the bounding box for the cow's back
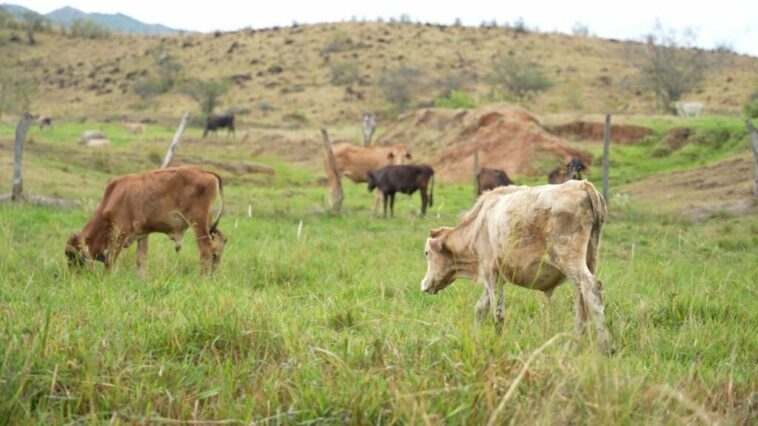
[332,143,391,182]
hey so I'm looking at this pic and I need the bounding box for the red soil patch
[377,103,591,182]
[548,121,653,145]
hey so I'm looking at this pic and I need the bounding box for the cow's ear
[429,227,452,238]
[387,152,395,160]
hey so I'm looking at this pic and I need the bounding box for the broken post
[602,113,611,204]
[321,128,344,212]
[473,148,480,197]
[11,113,33,202]
[161,112,190,168]
[747,119,758,197]
[362,112,376,147]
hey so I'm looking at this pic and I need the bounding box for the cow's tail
[583,181,607,273]
[210,173,224,235]
[429,172,435,207]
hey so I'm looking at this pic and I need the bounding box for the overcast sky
[11,0,758,56]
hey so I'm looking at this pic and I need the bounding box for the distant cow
[420,181,612,353]
[548,157,587,184]
[329,142,413,211]
[65,167,227,276]
[367,164,435,217]
[122,121,146,138]
[203,113,235,137]
[38,115,52,130]
[476,167,514,195]
[674,102,704,117]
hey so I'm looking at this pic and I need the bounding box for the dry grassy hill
[2,21,757,126]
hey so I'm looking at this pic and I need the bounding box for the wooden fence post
[473,148,480,196]
[602,113,611,204]
[747,119,758,197]
[321,128,343,212]
[11,113,33,202]
[362,112,376,147]
[162,112,190,168]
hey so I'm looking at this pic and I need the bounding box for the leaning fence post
[602,113,611,204]
[11,113,33,202]
[362,112,376,147]
[747,119,758,197]
[321,128,343,212]
[161,112,190,168]
[473,148,480,197]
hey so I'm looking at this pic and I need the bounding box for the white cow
[420,180,612,353]
[675,102,704,117]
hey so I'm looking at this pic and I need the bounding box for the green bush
[743,92,758,118]
[434,91,476,109]
[70,19,110,39]
[330,61,361,86]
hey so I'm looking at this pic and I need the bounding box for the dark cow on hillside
[203,113,235,137]
[548,157,587,184]
[38,115,53,130]
[476,167,514,195]
[367,164,435,218]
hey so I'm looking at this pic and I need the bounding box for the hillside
[2,21,757,126]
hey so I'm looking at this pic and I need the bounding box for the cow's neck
[80,215,110,257]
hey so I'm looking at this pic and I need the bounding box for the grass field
[1,119,757,424]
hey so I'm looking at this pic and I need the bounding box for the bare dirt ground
[622,154,757,220]
[377,103,590,181]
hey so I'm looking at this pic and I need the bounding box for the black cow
[476,167,514,195]
[203,114,235,138]
[548,157,587,184]
[367,164,435,218]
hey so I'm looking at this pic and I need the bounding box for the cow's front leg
[481,268,504,333]
[105,232,126,272]
[475,287,490,323]
[136,236,148,279]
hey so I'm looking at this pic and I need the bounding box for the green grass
[1,120,757,424]
[579,115,752,187]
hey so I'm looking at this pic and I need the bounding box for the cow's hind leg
[136,236,148,279]
[567,267,612,354]
[420,189,429,216]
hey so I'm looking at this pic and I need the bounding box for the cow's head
[388,145,413,165]
[420,227,460,294]
[367,171,377,192]
[566,157,587,180]
[65,233,86,268]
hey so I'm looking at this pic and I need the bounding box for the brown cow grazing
[476,167,514,195]
[420,180,612,353]
[65,167,227,276]
[329,142,413,211]
[367,164,435,217]
[548,157,587,184]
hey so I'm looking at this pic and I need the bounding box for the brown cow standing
[328,142,413,211]
[548,157,587,184]
[476,167,514,195]
[65,167,227,275]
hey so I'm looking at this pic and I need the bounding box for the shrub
[70,19,110,39]
[743,91,758,119]
[179,78,229,116]
[488,56,552,102]
[330,61,361,86]
[133,78,166,100]
[378,66,425,112]
[434,91,476,109]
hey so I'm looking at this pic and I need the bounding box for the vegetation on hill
[0,21,756,126]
